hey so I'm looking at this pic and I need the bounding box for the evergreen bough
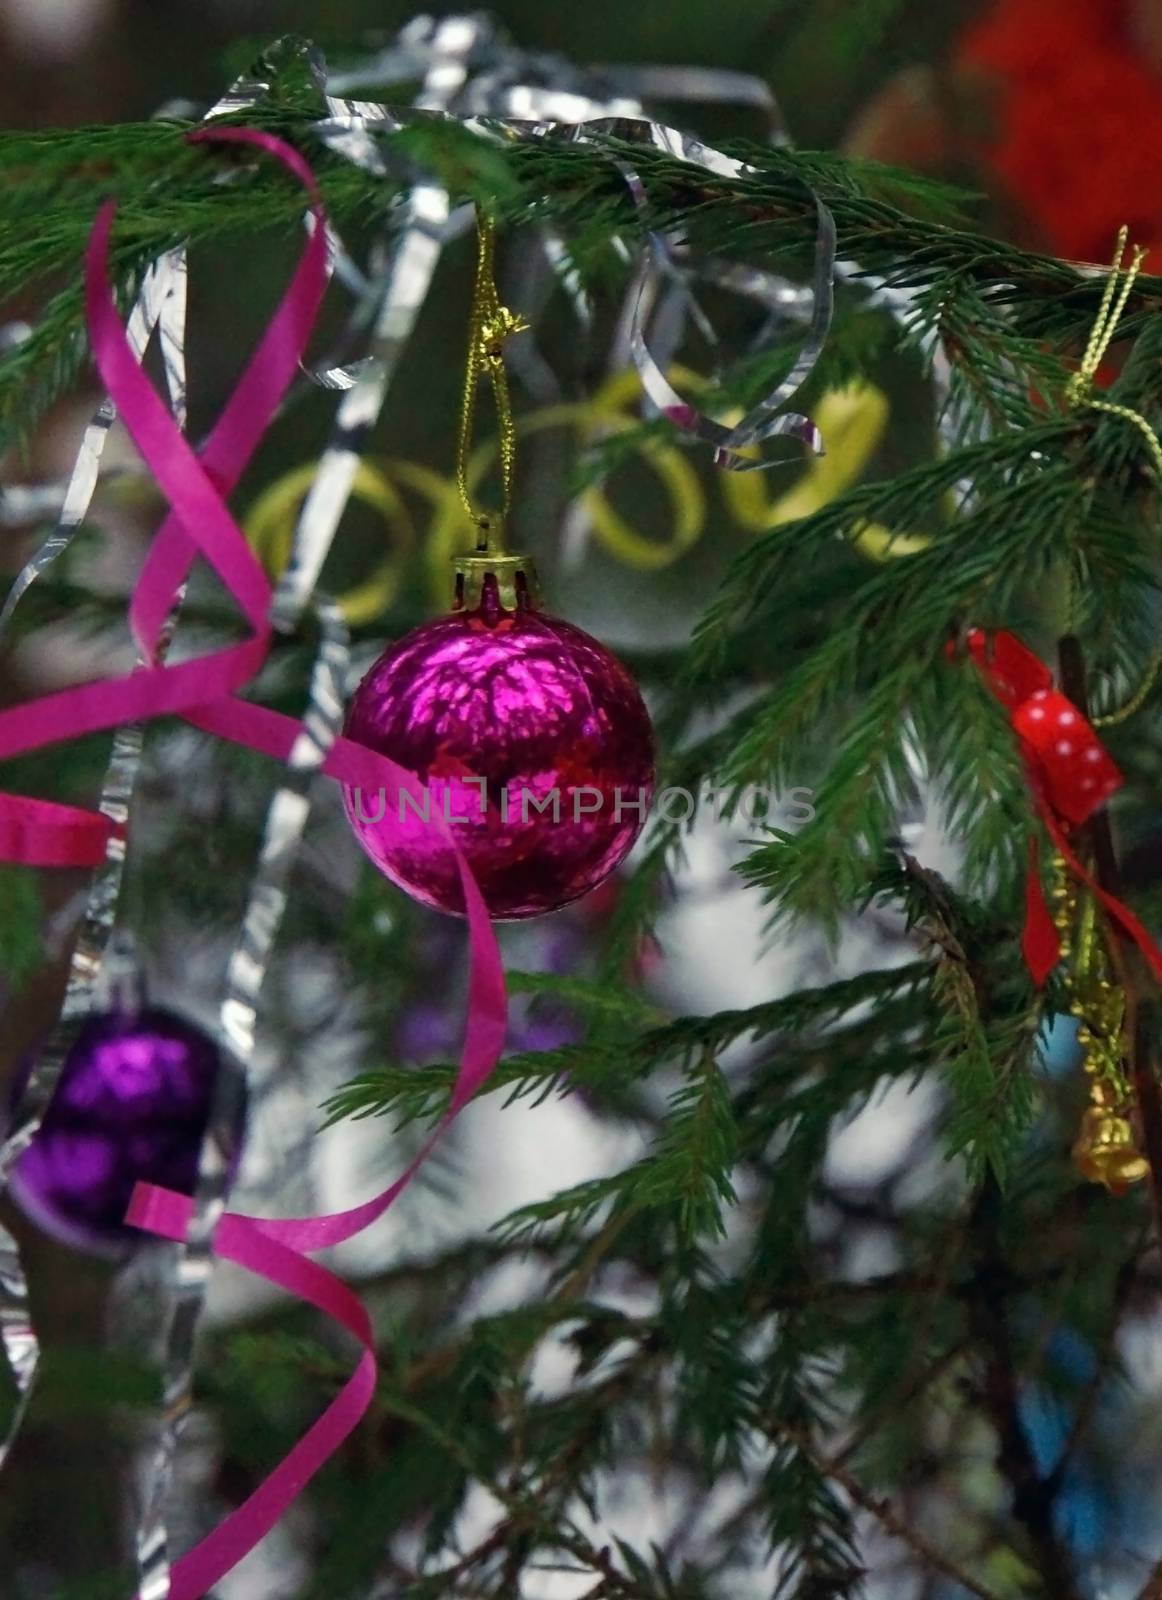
[3,38,1162,1600]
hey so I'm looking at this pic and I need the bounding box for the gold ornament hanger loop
[456,209,528,552]
[1064,225,1148,412]
[1066,226,1162,727]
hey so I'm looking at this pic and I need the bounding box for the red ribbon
[964,628,1162,985]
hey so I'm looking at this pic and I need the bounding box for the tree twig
[966,1181,1084,1600]
[770,1421,1005,1600]
[1046,1222,1148,1492]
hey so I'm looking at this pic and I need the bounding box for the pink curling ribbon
[0,793,114,867]
[0,127,508,1598]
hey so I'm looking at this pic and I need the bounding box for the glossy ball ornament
[342,554,655,918]
[9,1006,226,1258]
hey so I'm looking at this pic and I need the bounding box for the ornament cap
[450,550,540,615]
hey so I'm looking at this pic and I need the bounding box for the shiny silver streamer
[471,61,811,454]
[309,16,817,442]
[450,39,829,501]
[0,248,189,1153]
[452,52,794,420]
[0,247,188,1477]
[465,81,643,121]
[199,36,380,372]
[540,228,594,336]
[131,606,350,1600]
[310,95,836,473]
[197,24,830,476]
[701,257,816,321]
[200,32,327,123]
[129,24,485,1590]
[588,63,790,142]
[624,198,834,469]
[271,13,480,628]
[0,252,187,637]
[130,602,352,1600]
[312,22,976,522]
[499,230,577,404]
[599,124,834,468]
[270,179,449,629]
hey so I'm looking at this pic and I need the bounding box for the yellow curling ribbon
[720,382,888,530]
[581,414,705,571]
[244,460,413,628]
[430,364,707,576]
[718,380,929,560]
[566,366,705,570]
[538,366,706,572]
[246,372,933,624]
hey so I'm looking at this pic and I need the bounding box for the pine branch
[753,1313,863,1599]
[873,854,1042,1181]
[326,961,932,1130]
[771,1422,1004,1600]
[3,72,1161,450]
[0,864,45,989]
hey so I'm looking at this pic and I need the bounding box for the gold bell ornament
[1051,855,1148,1194]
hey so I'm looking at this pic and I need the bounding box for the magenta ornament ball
[342,600,656,919]
[9,1007,224,1259]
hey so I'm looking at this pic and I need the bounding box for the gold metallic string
[1094,653,1162,727]
[456,209,528,551]
[1050,851,1148,1190]
[1067,226,1162,726]
[1065,228,1150,418]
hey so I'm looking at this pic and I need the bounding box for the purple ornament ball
[9,1007,225,1259]
[342,571,655,919]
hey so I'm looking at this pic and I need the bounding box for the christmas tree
[2,15,1162,1600]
